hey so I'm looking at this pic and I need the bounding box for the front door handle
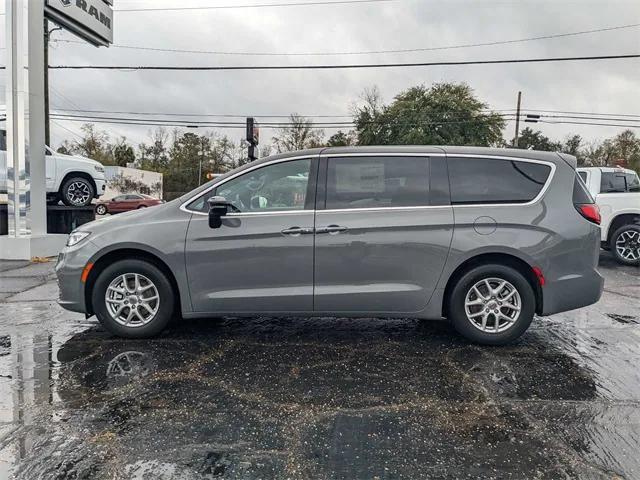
[317,225,348,235]
[281,227,314,236]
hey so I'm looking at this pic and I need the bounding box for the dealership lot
[0,253,638,479]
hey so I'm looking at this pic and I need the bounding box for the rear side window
[448,157,552,205]
[578,171,588,183]
[600,172,627,193]
[325,156,429,209]
[627,173,640,192]
[573,173,594,204]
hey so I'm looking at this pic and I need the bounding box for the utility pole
[246,117,259,162]
[513,91,522,148]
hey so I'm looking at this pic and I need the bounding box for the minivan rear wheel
[448,264,535,345]
[92,259,175,338]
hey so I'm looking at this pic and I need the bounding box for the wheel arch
[59,171,97,197]
[84,247,182,317]
[442,252,543,318]
[606,213,640,244]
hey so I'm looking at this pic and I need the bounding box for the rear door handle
[317,225,348,235]
[281,227,314,236]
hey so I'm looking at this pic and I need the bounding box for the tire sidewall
[610,224,640,266]
[95,204,107,215]
[92,259,175,338]
[62,177,95,207]
[449,264,536,345]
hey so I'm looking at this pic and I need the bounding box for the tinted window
[448,157,551,204]
[578,171,588,183]
[326,157,429,209]
[187,159,311,213]
[126,194,142,200]
[626,173,640,192]
[600,172,627,193]
[573,173,594,204]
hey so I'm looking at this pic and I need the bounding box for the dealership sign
[45,0,113,47]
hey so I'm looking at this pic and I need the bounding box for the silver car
[56,146,604,345]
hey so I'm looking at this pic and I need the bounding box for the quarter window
[325,156,430,209]
[448,157,551,205]
[600,172,627,193]
[187,159,311,213]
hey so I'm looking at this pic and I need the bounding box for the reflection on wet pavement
[0,252,638,479]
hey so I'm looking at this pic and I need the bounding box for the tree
[272,114,325,153]
[138,128,170,172]
[327,130,356,147]
[70,124,114,165]
[112,137,135,167]
[354,83,505,147]
[515,127,561,151]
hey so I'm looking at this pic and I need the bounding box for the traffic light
[246,117,259,161]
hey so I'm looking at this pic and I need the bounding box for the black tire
[609,224,640,266]
[95,204,108,215]
[92,259,175,338]
[448,264,536,345]
[137,205,147,209]
[61,176,95,207]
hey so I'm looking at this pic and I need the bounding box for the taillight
[576,204,601,225]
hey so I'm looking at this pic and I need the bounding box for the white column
[28,0,47,237]
[5,0,30,237]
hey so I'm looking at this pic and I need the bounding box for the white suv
[577,166,640,265]
[0,145,106,207]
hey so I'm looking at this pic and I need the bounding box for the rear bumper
[542,269,604,316]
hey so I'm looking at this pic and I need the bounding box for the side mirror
[208,196,230,229]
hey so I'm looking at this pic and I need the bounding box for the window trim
[180,152,557,215]
[180,155,316,216]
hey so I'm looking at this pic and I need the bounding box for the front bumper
[94,178,106,198]
[542,268,604,316]
[55,242,96,314]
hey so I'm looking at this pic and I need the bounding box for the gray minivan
[56,146,604,345]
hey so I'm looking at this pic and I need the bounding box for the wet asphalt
[0,253,638,479]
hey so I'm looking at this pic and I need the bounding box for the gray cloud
[1,0,639,148]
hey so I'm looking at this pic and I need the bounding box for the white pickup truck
[577,166,640,266]
[0,145,106,207]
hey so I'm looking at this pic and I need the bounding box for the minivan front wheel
[448,264,535,345]
[92,259,175,338]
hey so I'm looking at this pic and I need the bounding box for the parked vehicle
[95,194,164,215]
[577,166,640,265]
[56,146,604,345]
[0,142,106,207]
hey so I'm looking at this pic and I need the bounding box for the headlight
[94,165,105,173]
[67,231,91,247]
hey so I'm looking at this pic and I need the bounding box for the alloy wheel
[464,278,522,333]
[616,230,640,262]
[67,181,92,206]
[104,273,160,327]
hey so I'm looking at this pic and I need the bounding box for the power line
[113,0,396,12]
[51,23,640,57]
[41,53,640,71]
[49,107,640,119]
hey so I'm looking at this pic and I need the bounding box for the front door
[185,157,317,313]
[314,155,453,314]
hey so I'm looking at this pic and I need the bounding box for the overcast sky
[1,0,639,150]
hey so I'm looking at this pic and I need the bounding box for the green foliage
[354,83,505,147]
[327,130,356,147]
